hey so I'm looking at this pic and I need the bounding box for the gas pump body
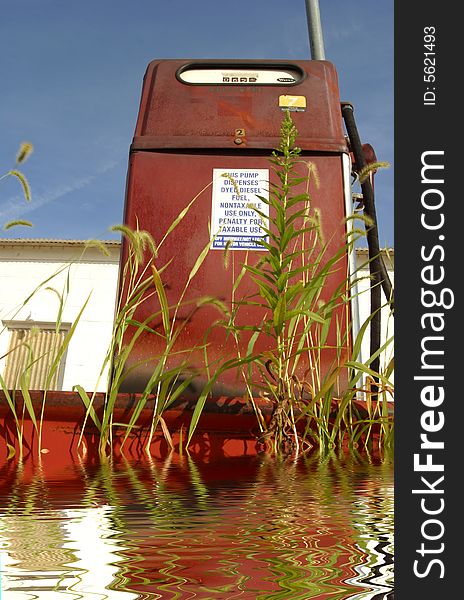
[118,59,353,397]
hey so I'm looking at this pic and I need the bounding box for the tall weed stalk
[203,111,394,455]
[76,181,227,456]
[0,261,91,458]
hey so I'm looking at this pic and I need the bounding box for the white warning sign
[211,168,269,250]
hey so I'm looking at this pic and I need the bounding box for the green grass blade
[0,373,21,431]
[157,181,213,249]
[151,264,171,339]
[73,384,102,430]
[19,375,38,431]
[45,292,92,390]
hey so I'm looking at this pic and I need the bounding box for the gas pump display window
[177,64,304,85]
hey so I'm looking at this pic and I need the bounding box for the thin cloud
[0,159,120,221]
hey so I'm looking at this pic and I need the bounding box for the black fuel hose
[341,102,394,381]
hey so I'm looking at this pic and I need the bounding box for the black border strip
[395,2,460,596]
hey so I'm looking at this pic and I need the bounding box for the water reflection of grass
[0,452,393,598]
[74,454,220,595]
[238,454,373,599]
[0,464,81,593]
[88,452,393,598]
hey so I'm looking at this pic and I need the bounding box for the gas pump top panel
[132,59,348,154]
[177,65,304,85]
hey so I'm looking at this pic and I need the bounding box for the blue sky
[0,0,393,246]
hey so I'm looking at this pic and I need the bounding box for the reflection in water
[0,452,393,599]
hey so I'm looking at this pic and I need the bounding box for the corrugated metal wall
[3,326,67,390]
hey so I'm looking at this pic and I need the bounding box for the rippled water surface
[0,453,393,599]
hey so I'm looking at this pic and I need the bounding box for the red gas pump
[117,59,355,399]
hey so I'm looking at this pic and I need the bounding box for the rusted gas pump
[116,58,358,397]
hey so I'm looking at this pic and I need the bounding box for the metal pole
[305,0,326,60]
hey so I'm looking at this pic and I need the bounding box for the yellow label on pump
[279,95,307,111]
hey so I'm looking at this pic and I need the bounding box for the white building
[0,239,393,393]
[355,247,394,378]
[0,239,120,392]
